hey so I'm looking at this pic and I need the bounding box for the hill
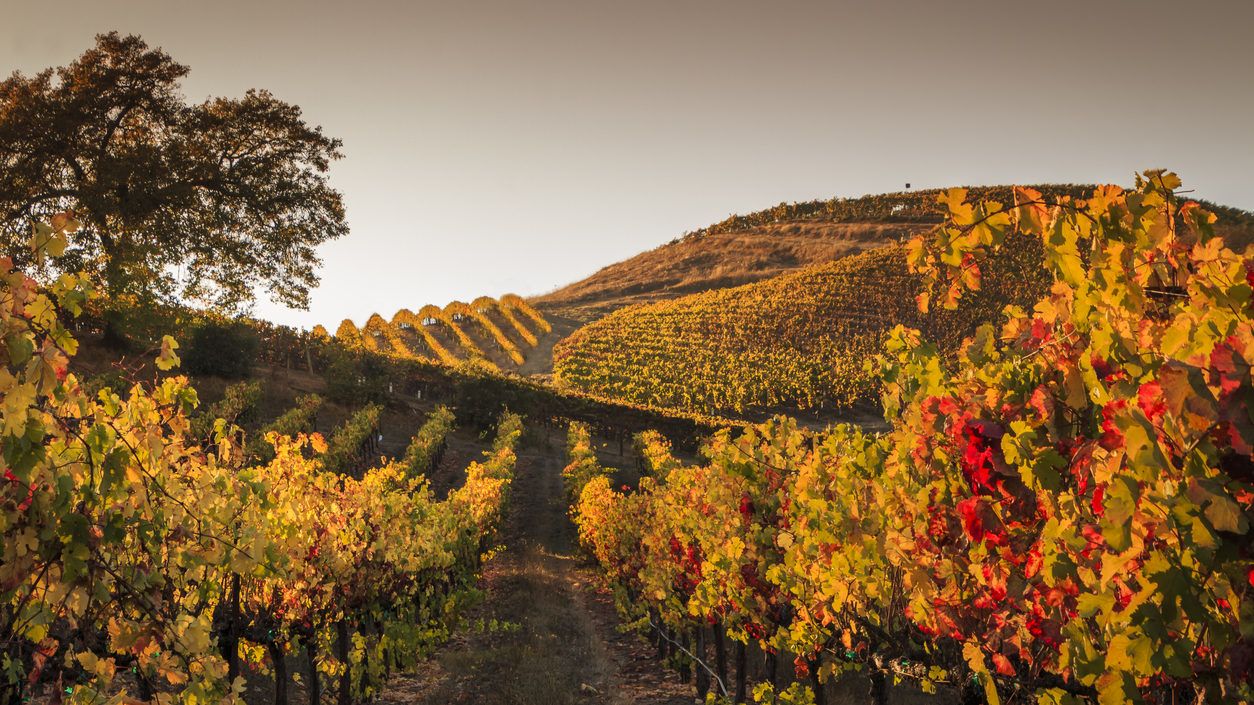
[552,235,1048,415]
[551,188,1254,416]
[534,184,1254,322]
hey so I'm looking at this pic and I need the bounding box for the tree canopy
[0,31,347,311]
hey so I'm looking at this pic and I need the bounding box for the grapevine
[571,174,1254,704]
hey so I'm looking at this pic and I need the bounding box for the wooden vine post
[267,640,289,705]
[694,627,709,698]
[714,623,727,693]
[336,620,352,705]
[223,574,241,684]
[810,655,825,705]
[305,638,321,705]
[734,641,747,703]
[679,631,692,684]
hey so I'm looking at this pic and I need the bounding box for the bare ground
[378,438,693,705]
[517,313,582,377]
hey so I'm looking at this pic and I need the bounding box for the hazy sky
[5,1,1253,329]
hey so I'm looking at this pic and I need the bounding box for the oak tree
[0,32,347,317]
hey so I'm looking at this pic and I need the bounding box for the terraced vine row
[399,405,455,479]
[249,393,324,463]
[331,296,550,371]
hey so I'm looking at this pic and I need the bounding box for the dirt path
[517,314,582,377]
[378,440,693,705]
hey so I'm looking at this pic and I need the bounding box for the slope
[552,235,1050,415]
[533,185,1254,323]
[551,188,1254,417]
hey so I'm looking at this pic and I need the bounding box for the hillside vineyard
[534,185,1254,322]
[547,186,1254,417]
[553,239,1050,414]
[4,18,1252,705]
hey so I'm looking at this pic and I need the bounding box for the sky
[5,0,1253,329]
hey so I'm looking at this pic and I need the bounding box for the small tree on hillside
[0,32,347,339]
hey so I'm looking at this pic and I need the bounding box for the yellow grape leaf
[77,651,99,672]
[962,641,1000,705]
[157,335,181,371]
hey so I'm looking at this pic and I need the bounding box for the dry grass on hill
[533,185,1254,325]
[534,220,929,322]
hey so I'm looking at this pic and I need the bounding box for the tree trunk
[97,229,131,350]
[765,649,778,690]
[101,307,130,349]
[810,656,825,705]
[1,681,21,705]
[679,630,692,683]
[135,671,154,702]
[268,641,289,705]
[359,625,370,697]
[870,668,889,705]
[376,619,390,679]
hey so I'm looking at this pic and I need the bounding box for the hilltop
[533,185,1254,323]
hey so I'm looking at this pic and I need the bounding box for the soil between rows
[377,437,692,705]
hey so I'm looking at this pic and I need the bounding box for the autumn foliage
[573,173,1254,704]
[1,216,521,705]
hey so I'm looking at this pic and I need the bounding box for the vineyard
[330,296,553,372]
[552,233,1050,415]
[63,289,735,455]
[6,20,1253,705]
[0,220,526,705]
[569,175,1254,704]
[4,180,1254,705]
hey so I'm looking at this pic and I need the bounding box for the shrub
[181,320,260,378]
[191,379,263,440]
[323,349,392,405]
